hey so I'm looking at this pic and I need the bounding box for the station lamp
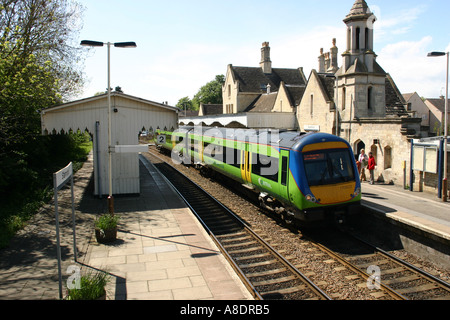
[81,40,137,212]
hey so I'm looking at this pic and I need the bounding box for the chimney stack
[318,48,325,73]
[260,42,272,74]
[327,38,338,73]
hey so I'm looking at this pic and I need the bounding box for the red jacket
[368,156,376,170]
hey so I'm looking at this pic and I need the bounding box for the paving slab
[0,152,253,300]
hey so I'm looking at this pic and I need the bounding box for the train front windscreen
[303,149,356,186]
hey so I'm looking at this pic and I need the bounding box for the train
[156,126,361,225]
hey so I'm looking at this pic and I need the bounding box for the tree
[0,0,86,200]
[0,0,86,101]
[191,75,225,110]
[176,96,194,112]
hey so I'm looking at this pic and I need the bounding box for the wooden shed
[41,92,179,196]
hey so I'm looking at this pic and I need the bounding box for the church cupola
[337,0,387,120]
[342,0,377,72]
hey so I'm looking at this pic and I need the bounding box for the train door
[279,149,289,201]
[240,144,252,184]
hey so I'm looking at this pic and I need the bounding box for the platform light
[81,39,137,213]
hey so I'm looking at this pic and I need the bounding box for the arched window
[347,28,351,51]
[356,27,360,50]
[342,87,346,111]
[365,28,369,50]
[384,146,392,169]
[368,87,373,109]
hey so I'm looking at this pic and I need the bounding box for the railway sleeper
[228,246,264,255]
[216,231,248,240]
[219,235,253,244]
[396,283,438,295]
[223,241,258,250]
[238,257,277,267]
[246,268,289,278]
[203,219,237,229]
[252,275,296,287]
[382,275,420,285]
[260,284,308,297]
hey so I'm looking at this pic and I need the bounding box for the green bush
[95,214,120,231]
[0,132,92,249]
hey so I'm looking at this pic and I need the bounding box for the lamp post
[428,51,449,202]
[81,40,137,212]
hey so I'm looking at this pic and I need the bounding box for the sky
[75,0,450,106]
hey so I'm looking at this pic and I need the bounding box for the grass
[66,270,110,300]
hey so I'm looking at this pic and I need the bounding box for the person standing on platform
[368,152,376,185]
[358,149,368,181]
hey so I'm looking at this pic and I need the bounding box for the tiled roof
[344,0,373,22]
[426,98,450,113]
[231,66,306,94]
[385,74,408,117]
[230,66,306,108]
[244,93,278,113]
[201,104,223,115]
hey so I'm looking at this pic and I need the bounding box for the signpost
[53,162,77,300]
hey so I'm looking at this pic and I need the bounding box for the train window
[303,149,355,186]
[281,156,288,186]
[204,142,223,162]
[252,153,279,182]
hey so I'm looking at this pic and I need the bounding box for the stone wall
[343,119,412,185]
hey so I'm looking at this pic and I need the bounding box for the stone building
[222,41,307,117]
[424,98,450,136]
[181,42,307,129]
[297,0,424,185]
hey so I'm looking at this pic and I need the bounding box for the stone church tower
[336,0,387,120]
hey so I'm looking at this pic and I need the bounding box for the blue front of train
[287,133,362,222]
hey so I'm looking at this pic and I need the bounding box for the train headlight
[305,194,316,203]
[353,188,361,197]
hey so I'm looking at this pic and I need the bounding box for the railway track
[141,152,331,300]
[144,146,450,300]
[305,229,450,300]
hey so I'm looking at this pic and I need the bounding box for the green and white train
[157,127,361,224]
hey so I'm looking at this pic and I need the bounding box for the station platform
[361,182,450,243]
[0,153,252,300]
[1,149,449,300]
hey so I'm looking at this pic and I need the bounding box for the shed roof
[42,92,179,114]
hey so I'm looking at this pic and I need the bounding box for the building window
[347,28,351,51]
[365,28,369,50]
[228,85,231,97]
[356,27,360,50]
[368,87,373,110]
[310,94,314,116]
[342,87,346,111]
[384,146,392,169]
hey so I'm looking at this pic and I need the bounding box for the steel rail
[351,233,450,297]
[142,152,331,300]
[304,235,408,300]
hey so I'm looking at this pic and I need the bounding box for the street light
[428,51,449,202]
[81,40,137,213]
